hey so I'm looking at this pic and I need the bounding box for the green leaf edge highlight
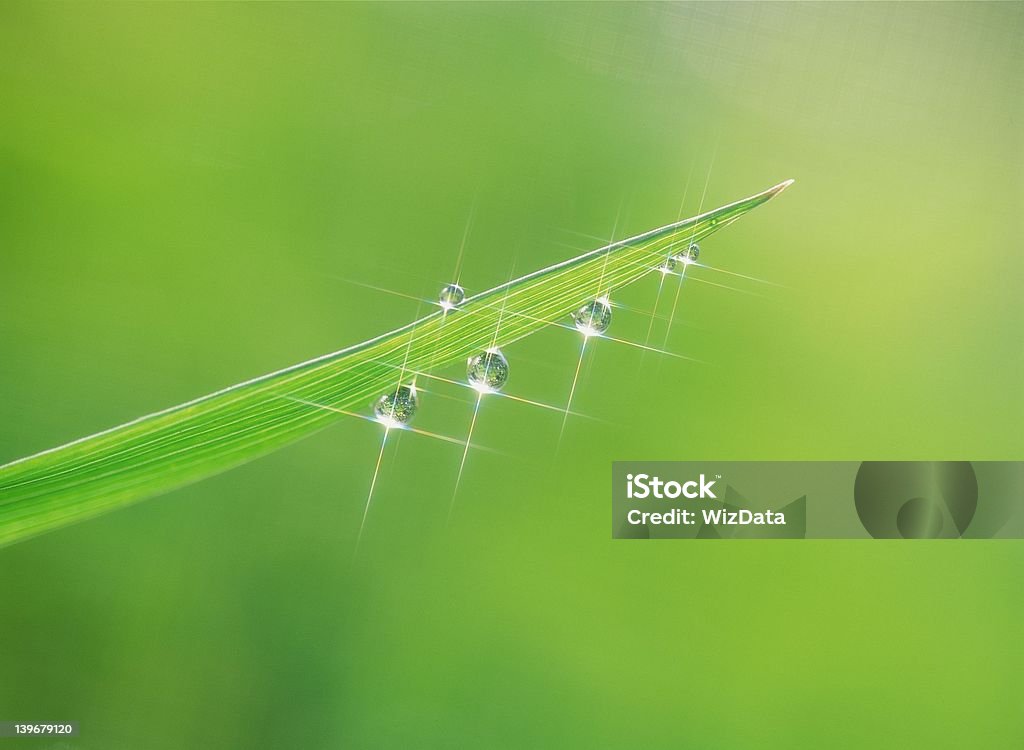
[0,180,792,547]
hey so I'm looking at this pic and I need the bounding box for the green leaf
[0,180,792,547]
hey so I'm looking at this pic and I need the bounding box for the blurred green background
[1,2,1021,748]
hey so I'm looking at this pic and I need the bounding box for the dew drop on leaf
[374,385,418,427]
[467,349,509,393]
[573,299,612,337]
[673,243,699,265]
[439,283,465,310]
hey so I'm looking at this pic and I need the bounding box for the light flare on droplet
[438,283,465,311]
[373,384,418,427]
[573,298,612,337]
[466,348,510,393]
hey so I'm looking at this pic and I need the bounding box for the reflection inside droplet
[374,385,418,428]
[573,298,612,337]
[439,283,465,311]
[467,349,509,393]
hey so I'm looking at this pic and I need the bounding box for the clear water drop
[466,349,509,393]
[439,283,465,310]
[673,243,700,265]
[573,298,612,337]
[659,254,678,274]
[374,385,418,427]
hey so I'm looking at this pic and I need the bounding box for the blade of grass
[0,180,792,546]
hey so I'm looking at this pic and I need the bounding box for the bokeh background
[1,2,1021,747]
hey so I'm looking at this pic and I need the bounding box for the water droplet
[374,385,418,427]
[467,349,509,393]
[573,298,612,337]
[659,254,678,274]
[673,243,699,265]
[439,283,465,310]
